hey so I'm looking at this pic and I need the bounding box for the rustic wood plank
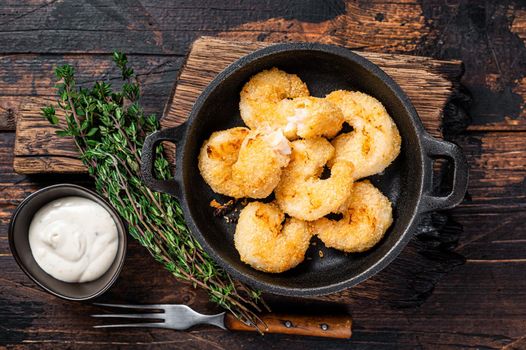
[13,97,85,173]
[453,132,526,214]
[216,1,428,53]
[0,1,427,55]
[419,2,526,133]
[0,54,184,132]
[2,1,526,348]
[0,54,179,97]
[13,36,462,174]
[0,98,17,131]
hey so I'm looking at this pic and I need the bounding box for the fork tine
[93,322,166,329]
[93,303,166,310]
[91,313,165,320]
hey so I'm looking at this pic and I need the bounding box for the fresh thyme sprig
[42,52,267,327]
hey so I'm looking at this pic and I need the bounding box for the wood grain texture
[217,1,428,52]
[0,1,427,55]
[2,0,526,348]
[13,36,462,174]
[419,1,526,132]
[0,54,183,133]
[453,132,526,213]
[224,313,352,339]
[14,97,85,173]
[0,98,17,131]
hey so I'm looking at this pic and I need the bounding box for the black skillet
[140,43,468,296]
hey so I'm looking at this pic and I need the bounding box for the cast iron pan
[141,43,468,296]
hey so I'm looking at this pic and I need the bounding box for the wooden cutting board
[13,36,461,174]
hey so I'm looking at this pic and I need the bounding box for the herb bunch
[42,52,267,326]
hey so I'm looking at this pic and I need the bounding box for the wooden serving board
[13,36,461,174]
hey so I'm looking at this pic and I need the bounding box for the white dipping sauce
[28,196,119,283]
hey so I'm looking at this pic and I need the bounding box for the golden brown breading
[275,138,354,221]
[326,90,401,179]
[313,180,393,253]
[276,96,345,139]
[232,129,291,198]
[234,201,312,273]
[198,127,249,198]
[239,67,309,131]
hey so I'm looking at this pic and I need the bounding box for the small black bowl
[9,184,127,301]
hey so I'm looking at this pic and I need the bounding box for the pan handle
[419,135,469,213]
[141,124,186,198]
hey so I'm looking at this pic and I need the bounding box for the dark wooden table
[1,1,526,349]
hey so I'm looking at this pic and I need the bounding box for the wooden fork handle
[224,313,352,339]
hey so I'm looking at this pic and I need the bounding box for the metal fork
[92,303,226,330]
[91,303,352,339]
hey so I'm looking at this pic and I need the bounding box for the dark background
[1,1,525,349]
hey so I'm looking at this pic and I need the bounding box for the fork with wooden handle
[91,303,352,339]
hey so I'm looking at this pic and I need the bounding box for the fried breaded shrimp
[232,129,291,198]
[326,90,401,179]
[198,127,249,198]
[313,181,393,253]
[275,138,354,221]
[239,67,309,131]
[234,201,312,273]
[276,96,345,139]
